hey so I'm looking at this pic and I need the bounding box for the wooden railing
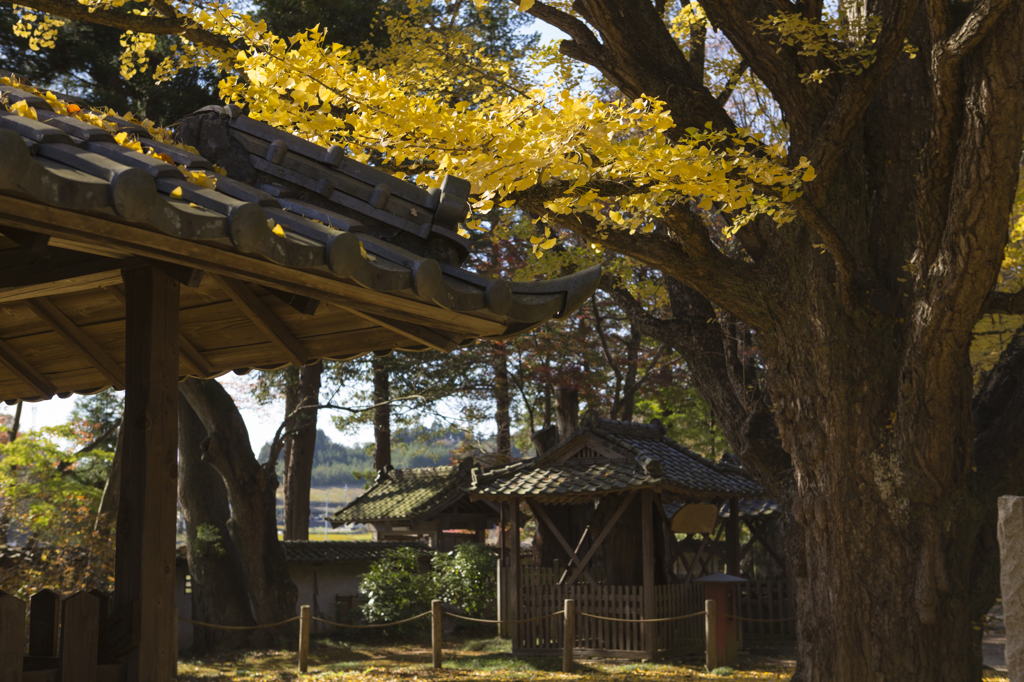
[738,576,796,639]
[0,589,135,682]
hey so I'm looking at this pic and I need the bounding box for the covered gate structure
[0,79,598,681]
[467,414,763,660]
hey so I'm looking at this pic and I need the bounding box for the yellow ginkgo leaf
[272,224,286,237]
[519,0,535,11]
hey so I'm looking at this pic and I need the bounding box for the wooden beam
[114,266,179,682]
[726,498,740,575]
[338,306,459,353]
[0,337,55,399]
[0,245,133,289]
[211,274,308,366]
[642,489,656,660]
[509,498,520,650]
[0,270,124,304]
[743,518,787,572]
[531,503,598,588]
[102,285,214,379]
[26,297,126,390]
[144,260,204,288]
[565,491,637,586]
[264,286,320,316]
[559,498,604,584]
[0,201,507,337]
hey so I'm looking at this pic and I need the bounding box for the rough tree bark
[492,341,512,465]
[281,361,322,541]
[372,354,391,471]
[522,1,1024,679]
[177,396,254,654]
[179,378,298,645]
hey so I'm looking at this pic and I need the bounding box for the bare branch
[716,60,749,106]
[944,0,1014,59]
[527,0,608,69]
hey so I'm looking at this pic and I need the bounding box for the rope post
[298,604,311,673]
[562,599,575,673]
[705,599,717,671]
[432,600,442,669]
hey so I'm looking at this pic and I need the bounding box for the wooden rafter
[26,297,126,390]
[0,244,133,290]
[340,306,459,353]
[0,336,55,398]
[211,274,308,366]
[102,285,214,379]
[531,503,598,588]
[565,490,637,586]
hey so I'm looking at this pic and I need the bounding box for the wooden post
[172,605,178,677]
[641,489,656,660]
[60,592,100,682]
[726,498,740,576]
[562,598,575,673]
[28,589,59,656]
[508,498,521,650]
[114,266,180,682]
[0,591,25,682]
[705,599,717,671]
[298,605,310,673]
[431,600,442,669]
[496,558,507,638]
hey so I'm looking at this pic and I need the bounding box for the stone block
[999,496,1024,682]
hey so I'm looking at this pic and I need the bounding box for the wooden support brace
[27,297,126,390]
[744,518,787,572]
[531,503,598,588]
[0,337,55,399]
[565,491,637,586]
[212,274,308,366]
[558,498,603,584]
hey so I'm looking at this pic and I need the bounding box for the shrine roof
[661,497,781,521]
[0,81,599,402]
[329,459,488,526]
[466,414,762,503]
[281,540,431,563]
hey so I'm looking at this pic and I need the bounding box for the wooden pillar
[726,498,740,576]
[642,489,656,660]
[508,498,521,650]
[114,266,180,682]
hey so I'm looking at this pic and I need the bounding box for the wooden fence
[738,576,795,640]
[515,582,705,659]
[0,589,134,682]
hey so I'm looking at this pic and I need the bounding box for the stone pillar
[999,496,1024,681]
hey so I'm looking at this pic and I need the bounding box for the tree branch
[983,289,1024,316]
[527,1,609,70]
[803,1,923,186]
[14,0,236,51]
[944,0,1014,60]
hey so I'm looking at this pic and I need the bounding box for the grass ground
[174,632,1011,681]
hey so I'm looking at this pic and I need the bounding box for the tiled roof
[467,415,762,502]
[329,460,472,525]
[0,79,601,400]
[662,497,781,521]
[281,540,431,563]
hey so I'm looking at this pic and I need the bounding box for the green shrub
[432,543,496,617]
[358,547,431,624]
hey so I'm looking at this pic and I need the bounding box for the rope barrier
[309,611,432,629]
[728,614,798,623]
[444,610,565,625]
[177,615,300,631]
[578,610,706,624]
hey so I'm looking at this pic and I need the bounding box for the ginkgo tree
[5,0,1024,680]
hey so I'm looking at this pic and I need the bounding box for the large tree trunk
[179,378,298,646]
[372,355,391,470]
[282,361,322,541]
[177,396,254,654]
[538,1,1024,678]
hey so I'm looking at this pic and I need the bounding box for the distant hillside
[258,426,516,487]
